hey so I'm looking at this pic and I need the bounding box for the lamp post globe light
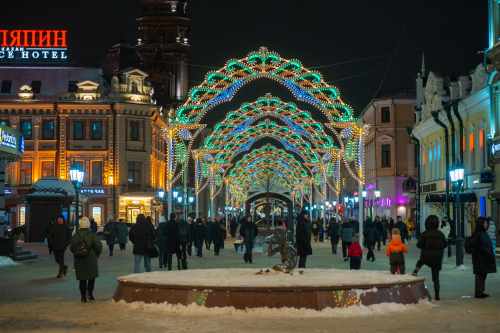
[69,162,85,232]
[449,163,465,267]
[374,187,380,215]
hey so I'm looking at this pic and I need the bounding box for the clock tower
[136,0,190,104]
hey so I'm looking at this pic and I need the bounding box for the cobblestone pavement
[0,238,498,332]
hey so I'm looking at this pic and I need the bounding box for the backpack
[464,236,473,254]
[180,225,187,237]
[73,231,92,258]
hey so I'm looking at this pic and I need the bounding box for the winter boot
[434,291,440,301]
[110,252,113,257]
[87,293,95,301]
[57,272,63,278]
[63,266,68,276]
[411,267,420,277]
[81,295,87,303]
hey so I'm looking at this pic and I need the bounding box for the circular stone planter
[113,269,431,310]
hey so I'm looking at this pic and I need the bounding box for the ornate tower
[136,0,190,104]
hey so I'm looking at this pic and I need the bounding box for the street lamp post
[158,189,166,222]
[177,197,183,217]
[449,163,465,267]
[374,187,381,216]
[69,162,85,232]
[189,196,194,217]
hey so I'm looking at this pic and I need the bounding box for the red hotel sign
[0,30,68,60]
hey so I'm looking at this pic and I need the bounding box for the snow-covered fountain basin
[113,269,431,310]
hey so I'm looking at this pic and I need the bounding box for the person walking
[348,233,362,270]
[339,217,355,261]
[311,219,320,242]
[411,215,448,300]
[187,217,195,256]
[89,217,98,234]
[296,210,312,268]
[388,216,395,233]
[471,216,497,298]
[129,214,156,273]
[179,217,191,262]
[102,215,118,256]
[239,215,258,263]
[405,217,415,244]
[46,218,55,255]
[486,217,497,253]
[165,213,183,270]
[192,218,207,257]
[210,217,224,256]
[394,216,409,244]
[49,215,72,278]
[439,214,451,263]
[116,219,129,251]
[363,217,379,262]
[318,223,325,242]
[230,217,238,238]
[380,216,389,246]
[156,215,168,268]
[386,229,408,274]
[205,217,214,250]
[374,216,383,251]
[69,217,103,303]
[327,217,339,254]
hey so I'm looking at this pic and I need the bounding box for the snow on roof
[28,177,76,198]
[0,67,101,99]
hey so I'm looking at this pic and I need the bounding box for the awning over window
[425,193,477,203]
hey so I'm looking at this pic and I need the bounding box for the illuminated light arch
[176,47,356,124]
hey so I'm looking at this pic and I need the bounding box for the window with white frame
[468,124,475,174]
[433,144,437,180]
[478,120,485,171]
[428,143,433,180]
[437,139,442,179]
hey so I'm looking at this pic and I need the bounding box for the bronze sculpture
[267,231,298,274]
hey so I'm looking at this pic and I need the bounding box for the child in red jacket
[348,233,363,270]
[385,229,408,274]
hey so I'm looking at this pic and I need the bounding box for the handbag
[386,231,392,240]
[146,225,159,258]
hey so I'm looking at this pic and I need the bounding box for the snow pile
[120,268,421,288]
[115,299,436,318]
[0,256,19,267]
[28,177,75,197]
[454,265,469,271]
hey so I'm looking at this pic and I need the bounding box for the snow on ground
[0,256,19,267]
[115,298,436,318]
[121,268,421,287]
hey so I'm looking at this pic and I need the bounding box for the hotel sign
[0,30,68,61]
[80,189,106,194]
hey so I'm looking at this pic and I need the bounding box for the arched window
[131,81,139,94]
[433,141,438,180]
[437,138,442,179]
[421,144,426,182]
[428,143,433,180]
[468,124,475,174]
[478,120,485,171]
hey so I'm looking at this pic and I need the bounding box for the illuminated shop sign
[0,126,23,155]
[0,30,68,61]
[80,189,106,194]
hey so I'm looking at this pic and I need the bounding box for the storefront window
[19,206,26,226]
[92,207,102,225]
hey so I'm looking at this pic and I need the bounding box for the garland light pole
[69,162,85,232]
[449,163,465,267]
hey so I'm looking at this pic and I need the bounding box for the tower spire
[421,52,426,77]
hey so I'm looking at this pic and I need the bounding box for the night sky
[2,0,488,118]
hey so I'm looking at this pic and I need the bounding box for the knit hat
[441,214,448,221]
[375,215,380,219]
[159,215,166,223]
[352,233,360,243]
[300,209,308,216]
[109,214,114,220]
[187,217,192,222]
[80,217,90,229]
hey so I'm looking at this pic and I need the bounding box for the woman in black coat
[210,219,224,256]
[363,218,379,262]
[229,217,238,238]
[295,210,312,268]
[192,218,207,257]
[411,215,447,300]
[327,217,339,254]
[471,217,497,298]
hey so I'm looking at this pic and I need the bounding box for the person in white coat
[439,214,451,264]
[486,217,497,254]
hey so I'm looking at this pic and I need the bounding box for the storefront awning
[425,193,477,203]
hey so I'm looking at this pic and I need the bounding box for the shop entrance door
[128,208,140,223]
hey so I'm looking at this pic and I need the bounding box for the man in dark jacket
[192,218,207,257]
[296,210,312,268]
[380,216,389,246]
[116,219,129,250]
[363,217,379,262]
[46,218,55,255]
[471,216,497,298]
[230,217,238,238]
[49,215,72,278]
[239,215,259,263]
[164,213,182,270]
[129,214,156,273]
[374,216,383,251]
[187,217,195,256]
[179,217,191,262]
[394,216,409,243]
[89,217,98,234]
[327,217,339,254]
[412,215,447,300]
[156,215,168,268]
[102,215,118,256]
[339,217,355,260]
[210,217,225,256]
[388,216,395,233]
[205,218,214,250]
